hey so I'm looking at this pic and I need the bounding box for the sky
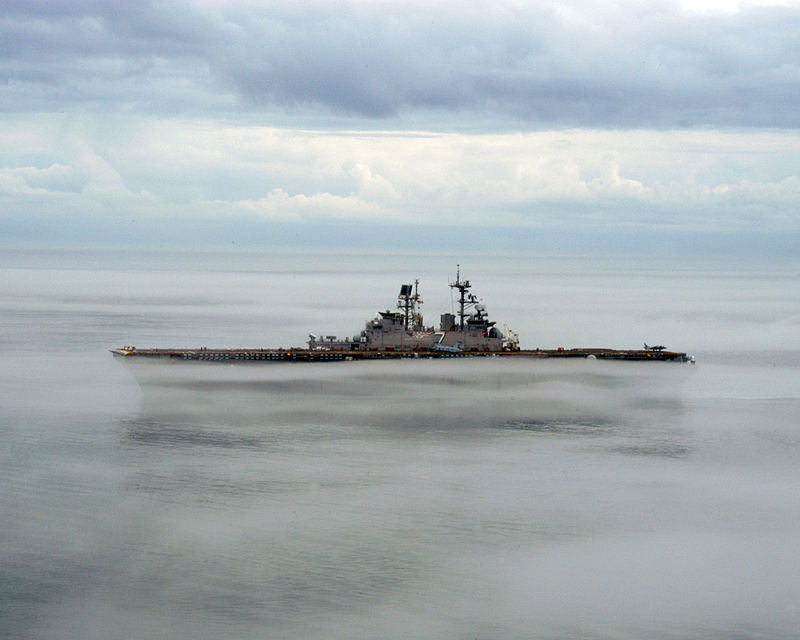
[1,0,799,254]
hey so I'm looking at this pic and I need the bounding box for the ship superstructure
[111,268,692,363]
[307,268,512,353]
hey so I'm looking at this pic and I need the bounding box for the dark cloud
[2,0,799,128]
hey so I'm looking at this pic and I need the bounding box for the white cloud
[348,164,402,203]
[682,0,795,13]
[0,163,78,196]
[71,144,131,199]
[1,117,797,243]
[218,188,385,223]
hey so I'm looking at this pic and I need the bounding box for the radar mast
[397,279,423,330]
[449,265,479,331]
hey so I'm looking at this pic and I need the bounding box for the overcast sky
[2,0,799,253]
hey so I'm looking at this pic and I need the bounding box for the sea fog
[1,248,799,639]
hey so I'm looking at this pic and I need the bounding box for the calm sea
[1,248,799,639]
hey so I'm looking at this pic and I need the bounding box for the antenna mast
[449,264,477,331]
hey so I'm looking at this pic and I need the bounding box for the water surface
[2,249,799,639]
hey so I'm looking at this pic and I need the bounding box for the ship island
[112,268,692,363]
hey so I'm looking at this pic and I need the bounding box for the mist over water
[2,248,799,639]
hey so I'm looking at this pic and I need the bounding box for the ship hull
[111,347,690,363]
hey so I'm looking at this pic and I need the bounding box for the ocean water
[1,248,799,639]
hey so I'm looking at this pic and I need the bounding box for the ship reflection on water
[123,357,690,432]
[113,356,715,640]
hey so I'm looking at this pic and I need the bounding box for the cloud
[209,187,388,224]
[4,117,796,242]
[191,161,403,224]
[0,163,79,196]
[2,0,799,128]
[0,0,797,253]
[348,163,402,202]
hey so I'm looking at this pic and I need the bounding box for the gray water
[2,249,799,639]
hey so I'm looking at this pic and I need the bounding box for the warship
[111,268,692,363]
